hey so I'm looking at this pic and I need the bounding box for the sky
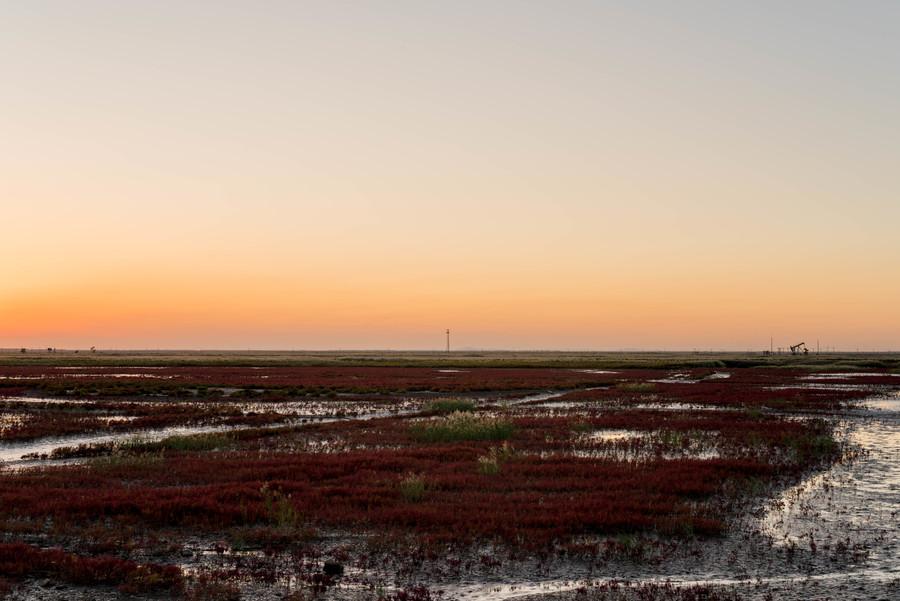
[2,1,899,351]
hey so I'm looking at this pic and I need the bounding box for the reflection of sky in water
[0,395,423,466]
[632,402,738,411]
[0,373,176,379]
[2,390,570,468]
[585,429,642,441]
[770,383,875,391]
[0,422,248,464]
[764,390,900,579]
[864,390,900,412]
[0,413,27,432]
[801,373,898,380]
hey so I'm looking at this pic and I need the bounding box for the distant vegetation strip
[1,350,899,370]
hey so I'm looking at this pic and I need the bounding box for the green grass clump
[410,412,514,443]
[478,455,501,475]
[788,433,839,462]
[744,407,764,419]
[119,432,232,454]
[477,442,516,475]
[398,472,426,502]
[570,420,592,433]
[617,382,656,392]
[260,483,301,529]
[425,399,476,414]
[160,433,232,452]
[52,433,233,460]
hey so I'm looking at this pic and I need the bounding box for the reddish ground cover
[0,542,182,594]
[553,369,874,411]
[0,365,889,598]
[1,438,781,548]
[0,412,839,552]
[0,366,631,395]
[0,399,289,441]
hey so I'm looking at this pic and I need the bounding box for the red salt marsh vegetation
[0,362,897,599]
[0,543,182,595]
[0,399,293,442]
[0,366,628,397]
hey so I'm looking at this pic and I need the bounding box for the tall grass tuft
[260,483,300,530]
[398,473,426,502]
[410,412,514,443]
[477,442,516,475]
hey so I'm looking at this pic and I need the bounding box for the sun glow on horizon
[2,2,899,350]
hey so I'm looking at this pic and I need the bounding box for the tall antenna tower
[446,329,450,353]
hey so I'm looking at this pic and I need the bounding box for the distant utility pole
[817,339,820,355]
[446,329,450,353]
[770,337,773,354]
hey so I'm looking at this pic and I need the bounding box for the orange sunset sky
[2,2,899,350]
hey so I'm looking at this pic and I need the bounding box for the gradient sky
[2,1,899,350]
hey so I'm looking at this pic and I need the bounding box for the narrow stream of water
[0,390,571,469]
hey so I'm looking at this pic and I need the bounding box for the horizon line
[3,347,897,354]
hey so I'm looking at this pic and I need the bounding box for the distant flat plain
[1,349,898,370]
